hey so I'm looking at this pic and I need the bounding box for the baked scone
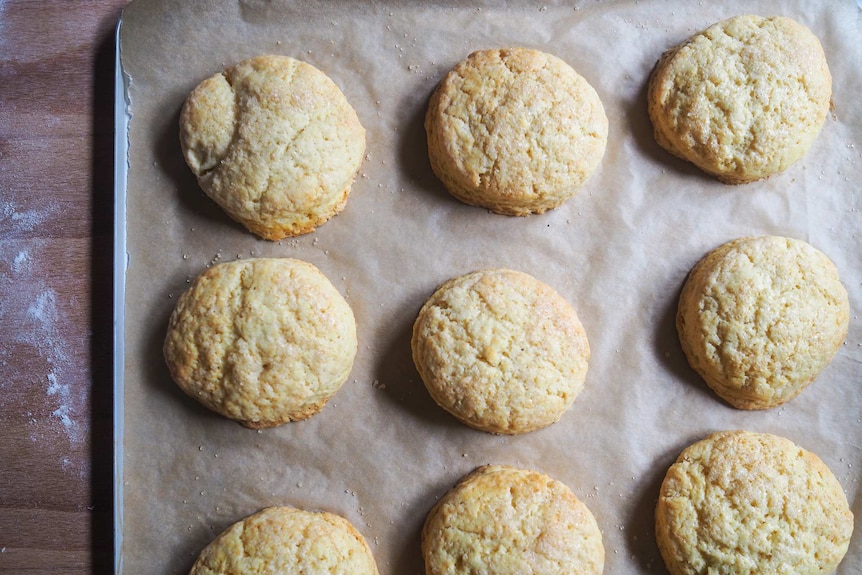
[180,55,366,240]
[656,430,853,575]
[677,236,848,410]
[412,269,589,434]
[425,48,608,215]
[189,507,379,575]
[648,15,832,183]
[164,258,357,428]
[423,465,604,575]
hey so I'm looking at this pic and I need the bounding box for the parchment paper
[119,1,862,573]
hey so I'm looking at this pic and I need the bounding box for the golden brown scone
[656,430,853,575]
[189,506,379,575]
[648,15,831,183]
[412,269,590,434]
[180,55,366,240]
[677,236,848,410]
[164,258,357,428]
[423,465,604,575]
[426,48,608,215]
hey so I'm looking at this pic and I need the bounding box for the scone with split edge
[180,54,366,239]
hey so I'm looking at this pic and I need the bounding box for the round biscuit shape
[647,15,832,184]
[422,465,604,575]
[163,258,357,428]
[189,506,379,575]
[412,269,589,434]
[425,48,608,215]
[656,430,853,575]
[180,54,366,240]
[677,236,848,410]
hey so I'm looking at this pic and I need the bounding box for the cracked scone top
[677,236,848,410]
[422,465,604,575]
[425,48,608,215]
[656,431,853,575]
[180,55,365,240]
[163,258,357,428]
[412,269,589,434]
[648,15,832,183]
[189,507,379,575]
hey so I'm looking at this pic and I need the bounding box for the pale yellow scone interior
[656,430,853,575]
[189,506,379,575]
[180,54,366,240]
[648,15,832,183]
[163,258,357,428]
[426,48,608,215]
[422,465,604,575]
[412,269,590,434]
[677,236,848,410]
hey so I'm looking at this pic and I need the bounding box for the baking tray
[114,1,862,573]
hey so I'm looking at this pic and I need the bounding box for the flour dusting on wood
[0,199,85,475]
[1,200,57,233]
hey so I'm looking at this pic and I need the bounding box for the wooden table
[0,1,130,572]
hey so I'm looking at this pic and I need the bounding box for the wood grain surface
[0,1,130,572]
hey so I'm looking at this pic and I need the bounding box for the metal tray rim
[113,14,129,575]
